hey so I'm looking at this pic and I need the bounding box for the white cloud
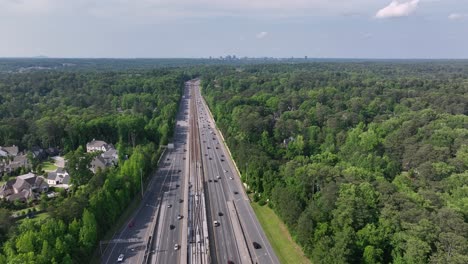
[256,31,268,39]
[375,0,420,19]
[448,13,466,20]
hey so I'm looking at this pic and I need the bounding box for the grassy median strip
[251,203,311,264]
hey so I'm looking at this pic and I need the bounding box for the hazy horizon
[1,0,467,59]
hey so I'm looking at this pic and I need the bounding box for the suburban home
[86,139,119,173]
[0,145,19,157]
[0,172,49,202]
[102,148,118,166]
[86,139,114,153]
[8,155,31,172]
[90,155,107,173]
[46,167,71,189]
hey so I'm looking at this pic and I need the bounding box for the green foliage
[0,68,185,262]
[200,62,468,263]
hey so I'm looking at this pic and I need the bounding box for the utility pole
[140,168,144,199]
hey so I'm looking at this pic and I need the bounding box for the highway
[101,83,190,264]
[192,79,280,264]
[101,79,279,264]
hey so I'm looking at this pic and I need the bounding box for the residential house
[86,140,114,153]
[102,148,118,166]
[8,155,31,172]
[47,167,71,189]
[0,172,48,202]
[0,145,19,157]
[86,139,118,173]
[90,155,107,173]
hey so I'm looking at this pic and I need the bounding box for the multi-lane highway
[192,80,280,264]
[101,79,279,264]
[101,83,190,264]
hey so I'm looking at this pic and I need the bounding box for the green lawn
[42,161,57,172]
[17,212,49,224]
[252,203,311,264]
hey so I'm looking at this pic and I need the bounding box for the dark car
[228,261,235,264]
[253,242,262,249]
[179,199,184,203]
[233,191,238,195]
[214,180,218,183]
[170,224,175,230]
[220,159,224,162]
[208,179,213,182]
[218,212,224,216]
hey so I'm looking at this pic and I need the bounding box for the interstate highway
[192,79,280,264]
[101,83,190,264]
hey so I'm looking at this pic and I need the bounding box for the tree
[79,209,97,252]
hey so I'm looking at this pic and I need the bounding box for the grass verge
[252,203,311,264]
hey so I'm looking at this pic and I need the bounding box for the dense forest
[0,68,188,263]
[201,62,468,264]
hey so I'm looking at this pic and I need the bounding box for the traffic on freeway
[101,79,278,264]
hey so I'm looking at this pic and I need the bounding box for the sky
[0,0,467,58]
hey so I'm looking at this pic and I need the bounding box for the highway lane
[151,83,192,264]
[102,83,190,264]
[193,80,280,264]
[193,82,243,264]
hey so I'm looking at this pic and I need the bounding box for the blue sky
[1,0,467,58]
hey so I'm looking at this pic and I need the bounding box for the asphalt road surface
[101,79,279,264]
[101,84,190,264]
[192,80,280,264]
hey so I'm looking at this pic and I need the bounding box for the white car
[229,177,233,180]
[177,215,182,220]
[174,244,179,250]
[213,220,220,227]
[117,254,124,262]
[217,175,221,179]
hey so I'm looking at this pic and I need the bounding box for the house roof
[62,174,71,185]
[13,178,31,193]
[6,190,30,202]
[87,140,108,149]
[47,172,58,181]
[2,146,19,156]
[91,155,107,172]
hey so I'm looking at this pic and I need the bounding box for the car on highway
[213,220,220,227]
[229,177,233,180]
[174,244,179,250]
[177,215,182,220]
[179,198,184,203]
[253,242,262,249]
[167,204,172,208]
[214,180,218,183]
[208,179,212,182]
[234,191,238,194]
[217,175,221,179]
[220,159,224,161]
[170,224,175,230]
[228,261,235,264]
[224,170,228,173]
[117,254,124,262]
[218,212,223,216]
